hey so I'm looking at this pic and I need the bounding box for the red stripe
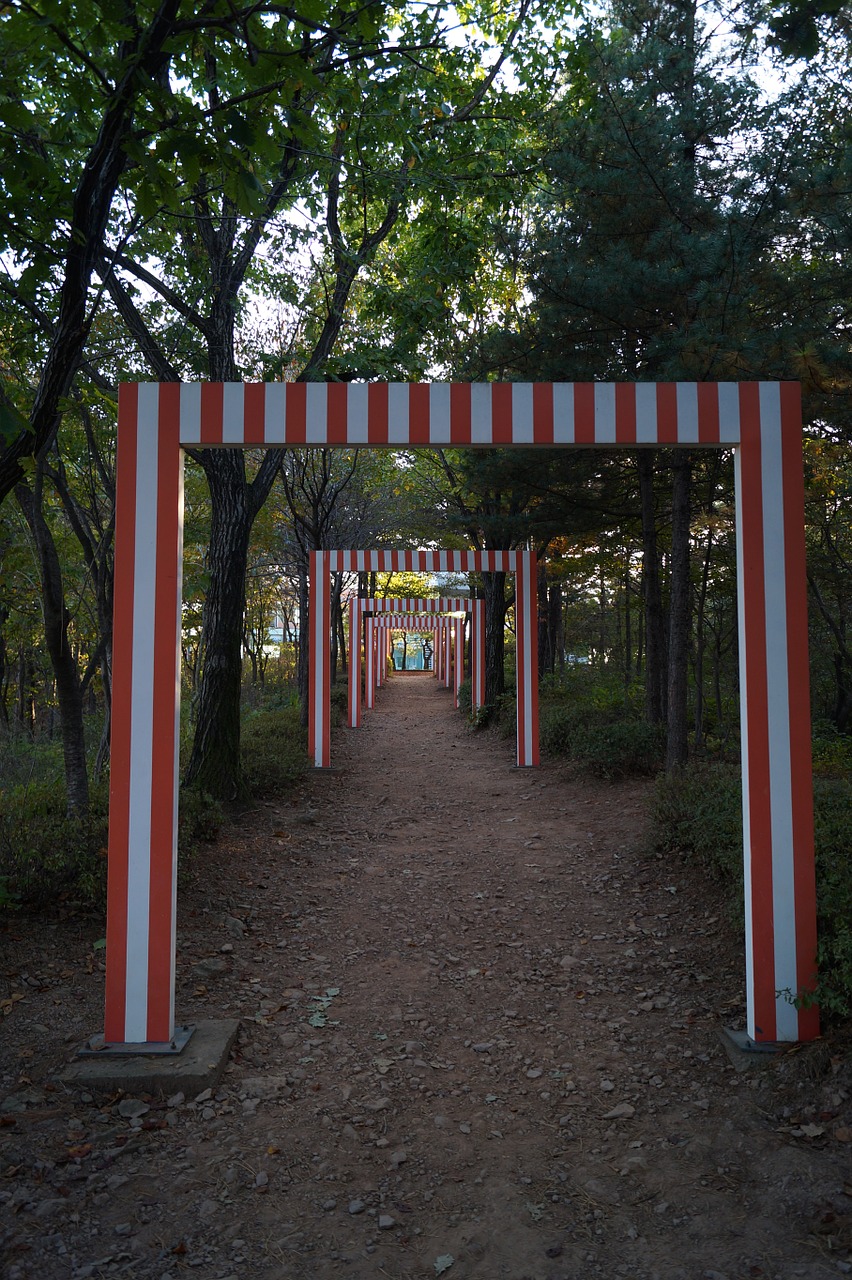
[697,382,720,444]
[574,383,595,444]
[533,383,553,444]
[779,384,819,1036]
[739,384,776,1041]
[493,383,513,444]
[147,392,182,1040]
[656,383,678,444]
[288,383,307,445]
[327,382,348,445]
[451,383,471,444]
[368,383,389,444]
[409,384,430,444]
[615,384,637,444]
[104,384,138,1041]
[244,382,266,444]
[200,382,224,444]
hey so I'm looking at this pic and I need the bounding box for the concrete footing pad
[719,1025,785,1071]
[59,1019,240,1095]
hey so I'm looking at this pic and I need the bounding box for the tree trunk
[537,562,551,676]
[183,447,281,797]
[297,563,310,729]
[15,478,89,813]
[638,451,666,724]
[665,453,692,770]
[482,571,507,707]
[183,453,252,798]
[548,583,562,675]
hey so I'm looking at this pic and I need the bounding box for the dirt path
[2,673,851,1280]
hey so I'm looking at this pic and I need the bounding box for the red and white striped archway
[311,551,537,767]
[346,597,472,724]
[368,612,468,704]
[345,597,482,723]
[106,380,817,1051]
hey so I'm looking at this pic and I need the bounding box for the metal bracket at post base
[77,1024,195,1057]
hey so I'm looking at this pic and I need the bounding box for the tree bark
[482,571,507,707]
[182,451,281,797]
[15,477,89,813]
[638,451,666,724]
[665,452,692,770]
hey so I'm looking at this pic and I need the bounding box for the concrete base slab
[719,1025,785,1072]
[59,1019,240,1096]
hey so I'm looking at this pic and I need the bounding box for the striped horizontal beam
[134,380,777,447]
[373,615,451,629]
[329,550,518,573]
[361,597,470,613]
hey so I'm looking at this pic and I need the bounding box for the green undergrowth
[652,760,852,1021]
[0,775,222,912]
[239,702,308,797]
[458,665,664,778]
[537,668,663,778]
[0,692,309,912]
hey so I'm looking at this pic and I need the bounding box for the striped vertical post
[472,599,486,709]
[735,384,818,1042]
[454,616,465,708]
[308,551,331,768]
[515,551,540,768]
[365,617,376,709]
[443,619,453,689]
[348,597,362,728]
[105,384,184,1046]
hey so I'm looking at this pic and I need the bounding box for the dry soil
[2,672,851,1280]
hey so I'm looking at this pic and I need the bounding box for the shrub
[573,719,664,779]
[330,682,349,723]
[0,771,225,912]
[240,705,308,798]
[0,779,110,909]
[651,762,743,888]
[538,671,661,778]
[812,778,852,1019]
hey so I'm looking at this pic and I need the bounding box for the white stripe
[513,383,534,444]
[179,382,201,445]
[553,383,574,443]
[306,383,328,445]
[676,383,699,444]
[388,384,410,444]
[430,384,451,444]
[348,383,369,444]
[594,384,616,443]
[125,383,159,1040]
[264,382,286,444]
[719,382,741,444]
[759,386,798,1035]
[635,383,658,444]
[222,383,245,444]
[471,383,493,444]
